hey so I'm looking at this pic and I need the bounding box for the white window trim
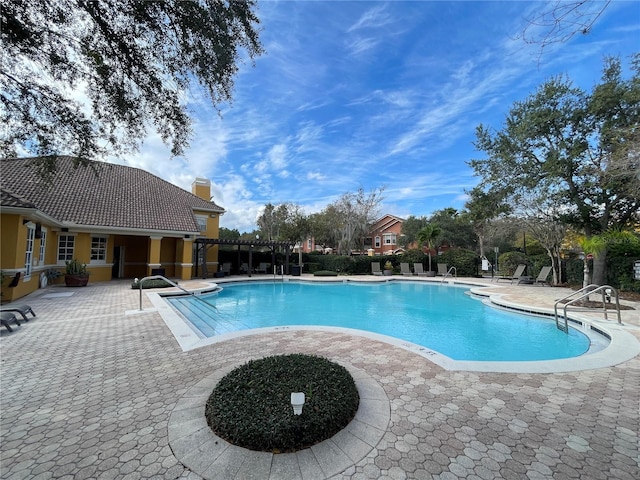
[195,214,208,232]
[57,233,77,265]
[24,224,35,279]
[383,233,396,245]
[374,236,381,248]
[90,235,109,265]
[39,227,47,266]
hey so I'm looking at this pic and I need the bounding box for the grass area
[205,354,359,452]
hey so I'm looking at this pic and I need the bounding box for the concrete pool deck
[1,276,639,479]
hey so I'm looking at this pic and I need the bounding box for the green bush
[313,270,338,276]
[130,278,175,289]
[438,249,480,276]
[206,354,359,452]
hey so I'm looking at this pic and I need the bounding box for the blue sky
[113,1,639,233]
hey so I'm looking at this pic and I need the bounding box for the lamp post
[290,392,305,415]
[494,247,499,278]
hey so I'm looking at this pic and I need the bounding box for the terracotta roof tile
[0,157,224,233]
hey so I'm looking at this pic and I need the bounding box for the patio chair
[371,262,383,276]
[400,263,414,276]
[221,263,232,275]
[1,312,21,333]
[534,266,552,286]
[0,304,35,321]
[239,263,249,274]
[256,262,270,274]
[497,264,527,284]
[437,263,448,276]
[413,263,428,276]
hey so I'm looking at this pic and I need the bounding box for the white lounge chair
[437,263,448,276]
[400,263,414,276]
[256,262,270,274]
[371,262,383,276]
[497,264,527,284]
[534,266,552,286]
[413,263,428,276]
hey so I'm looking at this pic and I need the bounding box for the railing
[553,284,621,333]
[136,275,217,311]
[441,266,457,282]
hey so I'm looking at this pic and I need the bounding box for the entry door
[112,246,125,278]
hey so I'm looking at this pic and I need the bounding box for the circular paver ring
[168,360,390,479]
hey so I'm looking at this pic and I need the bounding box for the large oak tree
[469,55,640,284]
[1,0,263,172]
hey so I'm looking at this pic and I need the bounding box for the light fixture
[290,392,305,415]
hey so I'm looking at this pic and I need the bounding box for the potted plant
[65,259,89,287]
[383,260,393,276]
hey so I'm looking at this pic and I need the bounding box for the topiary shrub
[130,278,175,289]
[313,270,338,276]
[206,354,359,452]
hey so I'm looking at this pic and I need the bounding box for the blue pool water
[166,281,590,362]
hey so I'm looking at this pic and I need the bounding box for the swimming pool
[166,281,590,362]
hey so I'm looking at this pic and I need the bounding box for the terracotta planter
[65,274,89,287]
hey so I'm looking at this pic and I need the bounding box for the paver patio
[1,277,638,479]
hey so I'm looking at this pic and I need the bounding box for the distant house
[1,157,224,302]
[366,214,405,255]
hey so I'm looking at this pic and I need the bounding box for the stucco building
[1,157,224,302]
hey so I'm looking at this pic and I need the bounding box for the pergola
[194,238,296,277]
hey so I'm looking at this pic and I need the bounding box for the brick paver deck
[1,277,638,479]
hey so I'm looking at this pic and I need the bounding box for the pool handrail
[440,266,457,282]
[136,275,217,311]
[554,284,621,333]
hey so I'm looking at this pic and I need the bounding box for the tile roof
[0,157,224,233]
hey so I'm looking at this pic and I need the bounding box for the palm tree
[578,229,639,289]
[417,224,442,273]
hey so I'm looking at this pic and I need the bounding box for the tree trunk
[592,249,607,285]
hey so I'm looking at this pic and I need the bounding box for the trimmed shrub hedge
[130,278,175,289]
[313,270,338,276]
[205,354,359,452]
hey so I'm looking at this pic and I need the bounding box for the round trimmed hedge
[205,354,360,452]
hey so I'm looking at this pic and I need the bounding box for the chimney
[192,178,211,201]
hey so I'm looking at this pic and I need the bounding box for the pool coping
[167,360,390,480]
[132,276,640,374]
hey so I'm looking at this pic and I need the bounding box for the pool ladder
[440,266,457,282]
[553,284,621,333]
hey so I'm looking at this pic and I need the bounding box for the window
[383,233,396,245]
[91,236,108,262]
[58,235,75,262]
[24,224,35,278]
[307,239,312,250]
[375,236,381,248]
[195,215,208,232]
[39,228,47,266]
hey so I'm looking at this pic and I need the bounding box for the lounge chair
[400,263,414,276]
[221,263,232,275]
[239,263,249,274]
[413,263,428,276]
[497,264,527,284]
[371,262,383,276]
[437,263,448,276]
[1,312,21,332]
[256,262,270,274]
[0,304,35,321]
[534,266,552,286]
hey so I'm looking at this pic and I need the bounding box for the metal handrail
[553,284,621,333]
[441,266,457,282]
[136,275,217,311]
